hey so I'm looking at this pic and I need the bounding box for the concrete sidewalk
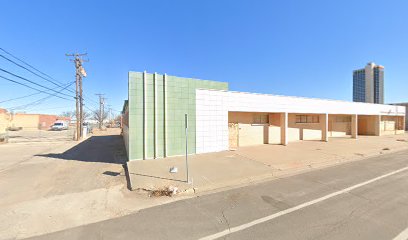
[127,134,408,193]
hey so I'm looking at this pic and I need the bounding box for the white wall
[196,90,228,154]
[196,89,406,154]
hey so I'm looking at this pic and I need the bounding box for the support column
[280,112,288,146]
[351,114,358,139]
[375,115,381,136]
[321,113,328,142]
[403,116,406,132]
[397,115,405,135]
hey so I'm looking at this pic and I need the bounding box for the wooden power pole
[66,53,88,141]
[96,94,105,130]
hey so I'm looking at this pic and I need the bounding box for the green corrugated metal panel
[128,72,144,160]
[155,74,165,158]
[145,73,155,159]
[127,71,228,160]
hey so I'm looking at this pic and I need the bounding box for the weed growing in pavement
[149,186,178,197]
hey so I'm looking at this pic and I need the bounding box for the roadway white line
[199,166,408,240]
[393,227,408,240]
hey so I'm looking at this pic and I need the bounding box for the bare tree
[93,110,108,128]
[82,111,91,121]
[61,111,75,119]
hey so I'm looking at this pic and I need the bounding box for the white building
[122,72,406,160]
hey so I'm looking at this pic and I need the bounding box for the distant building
[0,109,10,134]
[353,62,384,104]
[0,108,70,131]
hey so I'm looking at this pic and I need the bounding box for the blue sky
[1,0,408,115]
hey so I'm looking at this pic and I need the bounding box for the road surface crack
[221,211,231,232]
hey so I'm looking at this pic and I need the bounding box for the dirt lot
[0,129,158,240]
[6,129,75,143]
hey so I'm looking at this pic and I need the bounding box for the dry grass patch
[149,186,178,197]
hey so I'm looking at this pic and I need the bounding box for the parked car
[7,126,22,131]
[51,121,69,131]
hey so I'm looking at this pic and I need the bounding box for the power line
[84,104,97,113]
[0,91,42,104]
[9,81,75,111]
[0,54,76,94]
[27,106,75,111]
[0,67,74,98]
[0,47,65,85]
[0,47,99,105]
[0,74,72,101]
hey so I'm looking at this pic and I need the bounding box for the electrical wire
[0,47,100,106]
[9,81,75,111]
[0,47,65,85]
[0,91,42,104]
[0,47,102,111]
[0,54,76,94]
[0,67,74,98]
[24,106,74,111]
[0,74,72,101]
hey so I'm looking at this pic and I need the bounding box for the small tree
[61,111,75,119]
[93,110,108,129]
[82,111,91,121]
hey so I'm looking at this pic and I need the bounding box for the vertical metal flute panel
[128,72,143,160]
[145,73,155,159]
[143,71,146,159]
[164,74,167,157]
[127,71,228,160]
[154,73,157,158]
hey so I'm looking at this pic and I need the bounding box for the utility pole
[66,53,88,140]
[107,105,113,124]
[96,94,105,130]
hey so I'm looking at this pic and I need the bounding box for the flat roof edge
[196,88,406,108]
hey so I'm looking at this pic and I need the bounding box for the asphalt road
[27,149,408,240]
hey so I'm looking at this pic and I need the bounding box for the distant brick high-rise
[353,62,384,104]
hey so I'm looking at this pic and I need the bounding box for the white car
[51,122,68,131]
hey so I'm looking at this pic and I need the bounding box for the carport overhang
[196,89,406,154]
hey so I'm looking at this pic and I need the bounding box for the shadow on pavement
[36,135,127,164]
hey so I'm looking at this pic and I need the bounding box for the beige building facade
[0,108,70,132]
[0,109,10,134]
[390,102,408,130]
[196,89,406,154]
